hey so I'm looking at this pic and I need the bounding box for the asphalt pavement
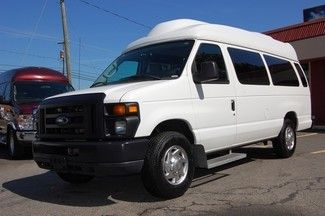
[0,131,324,216]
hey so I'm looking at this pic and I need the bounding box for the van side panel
[225,47,312,146]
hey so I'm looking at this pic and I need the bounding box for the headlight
[17,114,34,130]
[104,103,140,137]
[115,121,127,135]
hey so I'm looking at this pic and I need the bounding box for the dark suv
[0,67,74,158]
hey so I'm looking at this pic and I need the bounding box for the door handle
[231,100,235,111]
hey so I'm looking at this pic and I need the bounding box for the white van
[33,19,312,198]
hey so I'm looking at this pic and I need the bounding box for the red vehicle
[0,67,74,158]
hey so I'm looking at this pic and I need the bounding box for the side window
[0,83,6,98]
[294,63,308,87]
[264,55,299,87]
[228,48,270,85]
[193,43,229,83]
[4,83,11,101]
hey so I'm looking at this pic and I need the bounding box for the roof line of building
[264,17,325,34]
[265,18,325,42]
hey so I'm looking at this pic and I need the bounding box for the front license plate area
[50,157,68,170]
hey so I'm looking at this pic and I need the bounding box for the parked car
[0,67,74,158]
[33,19,312,198]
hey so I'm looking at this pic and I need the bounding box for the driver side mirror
[194,61,220,83]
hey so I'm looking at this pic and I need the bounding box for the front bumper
[16,131,36,144]
[33,138,149,176]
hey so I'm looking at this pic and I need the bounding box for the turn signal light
[111,103,139,116]
[113,104,126,116]
[128,104,138,114]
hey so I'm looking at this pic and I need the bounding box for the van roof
[125,19,298,61]
[0,67,69,83]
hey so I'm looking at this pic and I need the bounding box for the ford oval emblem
[55,115,69,126]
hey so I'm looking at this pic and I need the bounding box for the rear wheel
[141,131,194,199]
[272,119,296,158]
[7,129,24,159]
[56,172,94,184]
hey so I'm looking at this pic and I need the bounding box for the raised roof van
[33,19,312,198]
[0,67,74,158]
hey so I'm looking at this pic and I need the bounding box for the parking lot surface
[0,132,324,216]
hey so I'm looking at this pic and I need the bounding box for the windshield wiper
[122,74,162,81]
[90,82,107,88]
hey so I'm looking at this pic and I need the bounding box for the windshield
[14,81,74,103]
[91,40,194,87]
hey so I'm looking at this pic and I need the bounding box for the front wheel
[272,119,296,158]
[56,172,94,184]
[141,131,194,199]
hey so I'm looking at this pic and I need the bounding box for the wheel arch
[150,119,207,168]
[150,119,196,144]
[284,111,298,130]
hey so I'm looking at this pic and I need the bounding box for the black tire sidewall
[142,132,195,198]
[8,129,19,158]
[274,119,296,158]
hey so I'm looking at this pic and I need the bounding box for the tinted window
[0,83,5,98]
[301,63,310,82]
[193,43,228,83]
[294,63,308,87]
[14,82,74,103]
[264,55,299,86]
[108,61,139,82]
[228,48,269,85]
[4,82,11,101]
[92,40,194,87]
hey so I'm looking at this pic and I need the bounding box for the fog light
[115,121,126,135]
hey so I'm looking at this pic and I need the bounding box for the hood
[46,80,168,102]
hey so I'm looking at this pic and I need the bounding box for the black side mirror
[194,61,220,83]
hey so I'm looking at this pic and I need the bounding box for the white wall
[291,35,325,60]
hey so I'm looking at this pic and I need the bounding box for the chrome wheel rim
[162,145,189,185]
[285,126,295,151]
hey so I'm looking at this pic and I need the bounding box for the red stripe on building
[265,18,325,42]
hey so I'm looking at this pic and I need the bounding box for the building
[265,12,325,126]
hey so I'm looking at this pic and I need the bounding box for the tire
[57,172,94,184]
[272,119,296,158]
[7,129,24,159]
[141,131,195,199]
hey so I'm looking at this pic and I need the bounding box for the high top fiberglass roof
[125,19,298,61]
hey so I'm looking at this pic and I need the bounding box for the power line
[0,63,98,79]
[0,27,111,53]
[78,0,152,30]
[0,27,57,41]
[0,49,57,60]
[0,48,103,75]
[21,0,48,64]
[0,68,96,82]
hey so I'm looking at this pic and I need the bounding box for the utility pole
[60,0,72,84]
[58,41,65,75]
[78,38,81,90]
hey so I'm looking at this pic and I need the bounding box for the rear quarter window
[264,55,299,87]
[294,63,308,87]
